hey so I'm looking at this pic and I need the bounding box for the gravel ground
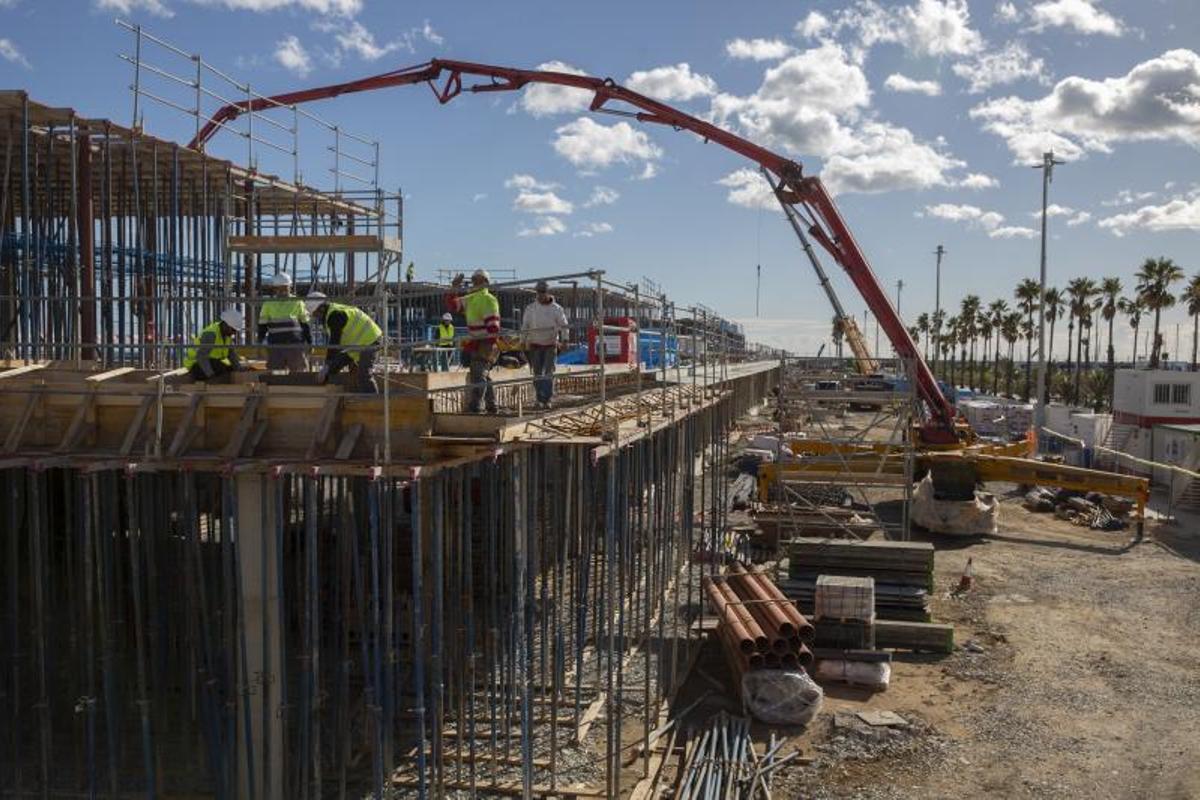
[758,490,1200,800]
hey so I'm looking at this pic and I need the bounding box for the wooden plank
[221,396,262,460]
[389,777,604,798]
[227,234,388,254]
[874,620,954,653]
[57,396,96,452]
[3,393,38,452]
[120,396,155,457]
[0,363,47,380]
[306,396,341,458]
[85,366,137,383]
[334,422,364,460]
[243,420,269,458]
[168,395,203,458]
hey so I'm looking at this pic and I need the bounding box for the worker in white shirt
[521,280,569,409]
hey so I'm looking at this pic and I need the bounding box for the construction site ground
[663,413,1200,799]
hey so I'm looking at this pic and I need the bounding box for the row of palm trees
[905,257,1200,408]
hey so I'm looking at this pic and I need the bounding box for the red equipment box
[588,317,637,365]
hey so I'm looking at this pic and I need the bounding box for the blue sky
[1,0,1198,355]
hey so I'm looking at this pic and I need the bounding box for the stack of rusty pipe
[703,564,815,677]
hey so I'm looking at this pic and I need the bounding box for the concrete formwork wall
[0,370,773,798]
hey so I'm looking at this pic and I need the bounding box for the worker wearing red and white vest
[446,269,501,413]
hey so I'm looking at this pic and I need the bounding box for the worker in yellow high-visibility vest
[183,308,245,381]
[446,269,501,413]
[306,292,382,393]
[258,271,311,372]
[435,312,456,372]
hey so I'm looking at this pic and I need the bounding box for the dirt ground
[745,492,1200,800]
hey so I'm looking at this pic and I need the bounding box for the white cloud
[883,73,941,96]
[584,186,619,207]
[921,202,1035,238]
[0,38,30,68]
[959,172,999,189]
[1028,203,1077,218]
[832,0,984,58]
[96,0,174,16]
[552,117,663,172]
[796,11,831,39]
[821,122,966,194]
[952,41,1049,93]
[471,193,488,203]
[575,222,614,238]
[192,0,361,13]
[717,168,777,210]
[519,61,592,117]
[626,63,717,101]
[970,49,1200,162]
[635,162,659,180]
[989,225,1039,238]
[1066,210,1091,226]
[513,190,574,216]
[995,1,1020,23]
[712,43,966,194]
[1102,188,1156,207]
[273,35,312,77]
[1027,0,1124,36]
[709,43,870,157]
[518,217,567,237]
[505,174,559,192]
[1098,196,1200,236]
[313,17,443,62]
[923,202,1006,230]
[725,37,793,61]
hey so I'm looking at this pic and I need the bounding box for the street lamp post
[1033,151,1064,443]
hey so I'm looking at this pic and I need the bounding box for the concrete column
[237,474,283,800]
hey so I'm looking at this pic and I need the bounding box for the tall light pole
[1033,151,1064,441]
[755,263,761,317]
[933,245,945,371]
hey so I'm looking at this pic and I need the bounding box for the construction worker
[521,279,569,408]
[184,308,244,382]
[305,292,382,393]
[258,271,311,372]
[406,261,415,283]
[436,312,457,372]
[446,269,500,413]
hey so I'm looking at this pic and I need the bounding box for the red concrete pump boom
[191,58,960,443]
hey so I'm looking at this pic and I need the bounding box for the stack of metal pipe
[703,564,815,677]
[675,713,797,799]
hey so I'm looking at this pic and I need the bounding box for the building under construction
[0,24,782,799]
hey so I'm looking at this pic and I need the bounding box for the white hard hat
[219,308,244,331]
[268,271,292,289]
[442,312,453,322]
[471,269,491,285]
[305,291,328,314]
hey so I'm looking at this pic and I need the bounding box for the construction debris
[1023,487,1130,530]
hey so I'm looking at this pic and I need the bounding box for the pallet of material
[873,620,954,653]
[788,538,935,589]
[779,577,931,622]
[786,567,933,590]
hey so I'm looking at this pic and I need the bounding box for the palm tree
[1118,296,1143,365]
[987,299,1008,395]
[1099,277,1122,385]
[907,324,920,351]
[1136,257,1185,367]
[1044,287,1064,401]
[1066,278,1098,404]
[1014,279,1040,400]
[916,312,931,361]
[945,314,959,386]
[930,309,946,373]
[1001,311,1022,396]
[978,315,994,394]
[1184,274,1200,371]
[959,295,981,390]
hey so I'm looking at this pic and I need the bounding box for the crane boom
[760,167,878,375]
[191,58,958,440]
